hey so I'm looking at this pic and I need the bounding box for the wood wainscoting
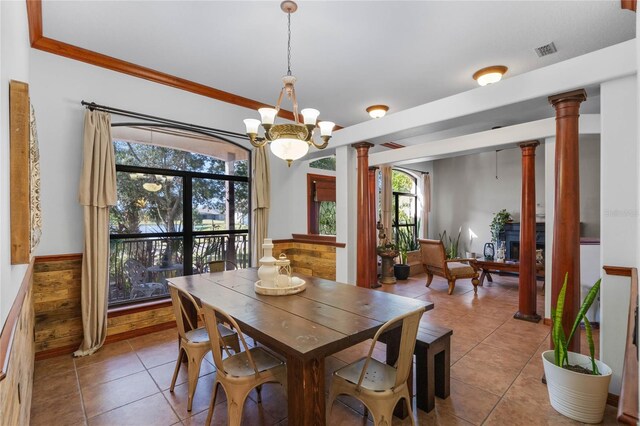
[0,260,35,425]
[33,254,176,359]
[272,236,341,281]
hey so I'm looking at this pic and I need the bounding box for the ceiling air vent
[535,42,557,58]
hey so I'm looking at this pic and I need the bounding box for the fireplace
[500,222,545,261]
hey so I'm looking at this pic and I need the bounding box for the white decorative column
[335,145,357,284]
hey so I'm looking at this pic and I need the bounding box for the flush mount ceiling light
[243,1,334,167]
[473,65,508,86]
[366,105,389,119]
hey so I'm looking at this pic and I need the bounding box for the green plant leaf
[567,279,601,344]
[552,273,568,367]
[584,317,599,375]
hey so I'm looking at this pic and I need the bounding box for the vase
[257,238,278,288]
[541,350,612,423]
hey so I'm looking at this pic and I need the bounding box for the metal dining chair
[201,301,287,426]
[167,284,240,412]
[327,307,425,426]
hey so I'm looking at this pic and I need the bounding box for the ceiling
[42,1,634,132]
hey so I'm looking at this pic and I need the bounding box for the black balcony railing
[109,233,249,305]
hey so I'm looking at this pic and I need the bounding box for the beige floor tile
[463,342,532,371]
[32,367,80,403]
[183,396,276,426]
[34,354,76,379]
[128,328,178,351]
[450,335,478,365]
[450,355,520,396]
[81,370,160,418]
[88,393,180,426]
[481,327,546,356]
[163,371,220,419]
[246,383,288,423]
[484,397,579,426]
[149,357,216,391]
[77,351,146,388]
[74,340,134,368]
[434,378,500,425]
[327,400,372,425]
[30,388,85,426]
[136,340,181,369]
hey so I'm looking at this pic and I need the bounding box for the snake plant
[552,273,601,374]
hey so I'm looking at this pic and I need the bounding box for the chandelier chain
[287,11,292,76]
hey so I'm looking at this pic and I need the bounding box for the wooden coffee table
[472,258,544,286]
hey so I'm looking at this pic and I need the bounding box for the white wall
[28,50,306,258]
[267,157,335,240]
[431,145,546,255]
[0,0,31,325]
[600,74,638,394]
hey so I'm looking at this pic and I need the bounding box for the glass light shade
[301,108,320,125]
[243,118,261,134]
[258,108,278,125]
[143,182,162,192]
[318,121,335,137]
[476,72,503,86]
[270,137,309,162]
[368,108,387,119]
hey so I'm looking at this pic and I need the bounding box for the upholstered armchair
[418,239,480,295]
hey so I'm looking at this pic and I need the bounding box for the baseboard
[607,392,620,407]
[543,318,552,326]
[104,321,176,344]
[35,321,177,360]
[35,343,78,361]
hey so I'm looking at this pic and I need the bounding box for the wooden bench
[414,323,452,413]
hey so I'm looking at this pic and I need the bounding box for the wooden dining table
[168,268,433,426]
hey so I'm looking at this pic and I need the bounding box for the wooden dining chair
[201,302,287,426]
[167,284,240,412]
[327,307,425,426]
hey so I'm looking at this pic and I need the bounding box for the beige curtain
[75,110,116,357]
[381,165,393,240]
[252,146,270,264]
[422,173,431,239]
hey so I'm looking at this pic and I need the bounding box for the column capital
[352,142,374,150]
[519,141,540,155]
[369,166,379,171]
[548,89,587,107]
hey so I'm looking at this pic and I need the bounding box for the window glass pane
[192,234,250,273]
[109,236,184,305]
[309,156,336,171]
[392,170,415,193]
[234,159,249,177]
[234,182,250,230]
[192,177,227,231]
[110,171,183,234]
[398,195,415,225]
[319,201,336,235]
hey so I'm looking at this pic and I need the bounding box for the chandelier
[243,1,334,167]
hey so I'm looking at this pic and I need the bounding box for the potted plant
[393,248,410,280]
[542,274,612,424]
[490,209,512,244]
[438,229,462,259]
[395,225,421,276]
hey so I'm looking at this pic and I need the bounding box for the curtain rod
[394,166,429,175]
[81,101,248,141]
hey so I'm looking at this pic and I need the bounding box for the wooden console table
[472,258,544,286]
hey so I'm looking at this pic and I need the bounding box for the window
[392,169,417,244]
[108,125,250,306]
[307,174,336,235]
[309,156,336,171]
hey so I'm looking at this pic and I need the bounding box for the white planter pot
[541,350,612,424]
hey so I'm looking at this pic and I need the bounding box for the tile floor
[30,273,618,425]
